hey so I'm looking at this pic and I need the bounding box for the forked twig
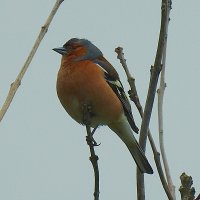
[0,0,64,122]
[157,0,175,198]
[137,1,172,199]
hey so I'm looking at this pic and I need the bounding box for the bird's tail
[109,116,153,174]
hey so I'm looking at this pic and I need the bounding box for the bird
[53,38,153,174]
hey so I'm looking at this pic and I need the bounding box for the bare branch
[82,104,100,200]
[157,0,175,198]
[0,0,64,122]
[139,0,171,158]
[116,0,172,199]
[137,1,172,199]
[148,132,173,200]
[115,47,142,115]
[115,47,173,200]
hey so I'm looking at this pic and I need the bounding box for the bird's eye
[64,45,75,51]
[71,44,80,49]
[64,44,82,52]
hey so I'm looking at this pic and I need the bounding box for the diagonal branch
[137,1,172,199]
[115,47,173,200]
[139,0,171,158]
[0,0,64,122]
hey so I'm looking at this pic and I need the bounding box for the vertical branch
[157,1,175,199]
[86,125,100,200]
[82,104,100,200]
[0,0,64,122]
[139,0,170,157]
[137,0,172,199]
[115,47,173,200]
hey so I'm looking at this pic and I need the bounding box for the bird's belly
[56,63,123,127]
[58,92,122,128]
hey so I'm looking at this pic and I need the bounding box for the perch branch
[82,104,100,200]
[0,0,64,122]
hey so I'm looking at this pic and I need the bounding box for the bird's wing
[94,57,139,133]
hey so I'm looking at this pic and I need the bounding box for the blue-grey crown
[64,38,103,61]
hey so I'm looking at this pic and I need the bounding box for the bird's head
[53,38,103,61]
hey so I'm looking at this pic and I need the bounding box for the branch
[82,104,100,200]
[157,1,175,199]
[179,173,195,200]
[137,1,172,199]
[139,0,171,159]
[148,132,173,200]
[0,0,64,122]
[115,47,143,115]
[115,47,173,200]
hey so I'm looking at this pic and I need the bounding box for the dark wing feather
[94,57,139,133]
[105,73,139,133]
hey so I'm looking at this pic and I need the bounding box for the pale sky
[0,0,200,199]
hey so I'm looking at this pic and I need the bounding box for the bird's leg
[90,126,100,146]
[82,104,99,146]
[91,126,98,136]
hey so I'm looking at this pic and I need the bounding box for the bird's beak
[52,47,67,55]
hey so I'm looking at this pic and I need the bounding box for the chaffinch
[53,38,153,174]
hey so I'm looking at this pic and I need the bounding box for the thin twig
[115,47,173,200]
[157,1,175,199]
[82,104,100,200]
[137,1,172,199]
[115,47,142,114]
[148,132,173,200]
[0,0,64,122]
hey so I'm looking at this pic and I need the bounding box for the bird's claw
[86,136,100,146]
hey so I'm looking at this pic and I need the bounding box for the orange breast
[56,60,123,127]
